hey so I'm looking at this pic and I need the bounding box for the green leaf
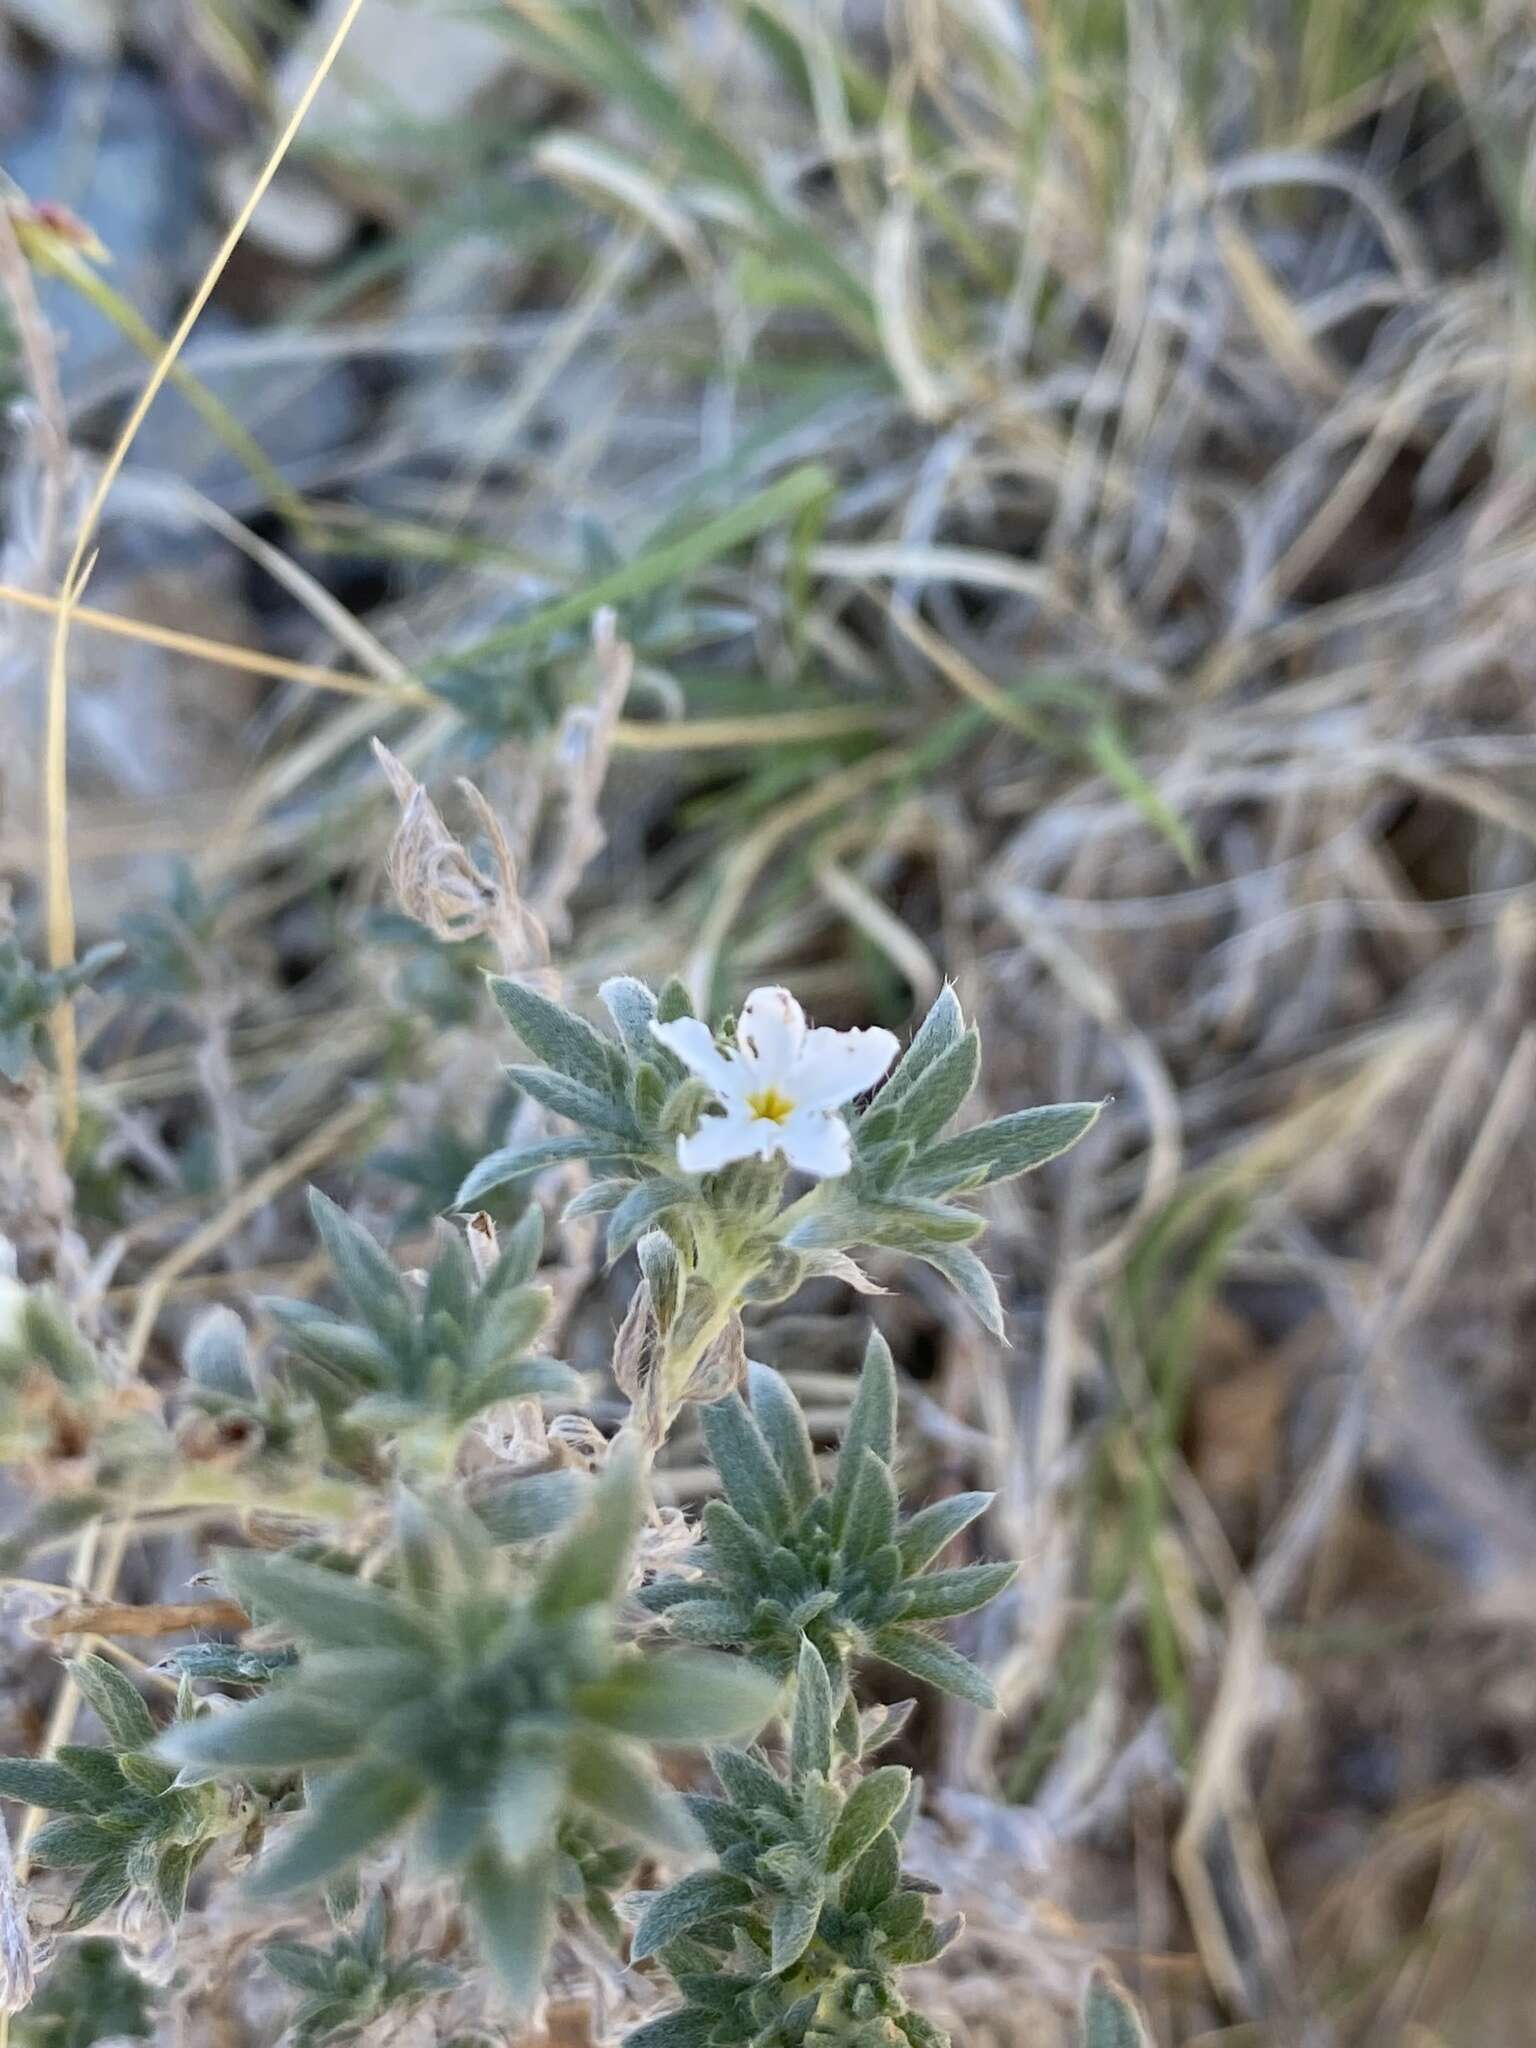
[598,976,662,1066]
[219,1552,439,1657]
[625,2010,715,2048]
[29,1815,115,1867]
[898,1562,1018,1622]
[872,1627,997,1710]
[263,1940,334,1993]
[483,1203,545,1293]
[895,1493,992,1573]
[184,1306,255,1399]
[607,1178,691,1263]
[455,1136,612,1208]
[69,1655,156,1752]
[504,1064,640,1138]
[1081,1970,1153,2048]
[712,1746,797,1819]
[64,1854,132,1928]
[907,1102,1103,1195]
[841,1449,898,1563]
[746,1361,818,1513]
[0,1756,95,1811]
[247,1761,423,1899]
[573,1652,778,1745]
[842,1827,899,1914]
[491,1750,567,1867]
[829,1331,896,1536]
[859,1200,985,1251]
[260,1301,392,1385]
[489,979,627,1095]
[791,1639,834,1781]
[532,1444,643,1618]
[470,1283,553,1371]
[156,1694,363,1774]
[472,1468,590,1545]
[701,1395,792,1537]
[918,1243,1006,1337]
[770,1891,821,1973]
[631,1870,753,1960]
[884,1029,979,1146]
[155,1840,200,1921]
[465,1844,555,2017]
[307,1190,413,1342]
[873,987,964,1108]
[565,1732,701,1855]
[826,1766,911,1871]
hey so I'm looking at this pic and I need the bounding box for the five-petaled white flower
[652,986,899,1179]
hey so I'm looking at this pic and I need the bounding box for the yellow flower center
[745,1084,796,1126]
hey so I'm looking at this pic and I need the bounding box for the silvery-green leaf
[897,1561,1017,1622]
[842,1827,899,1914]
[492,1750,567,1866]
[489,978,628,1095]
[711,1746,797,1819]
[637,1229,684,1332]
[607,1178,692,1263]
[746,1361,818,1513]
[472,1468,589,1545]
[70,1654,156,1752]
[840,1449,898,1563]
[184,1306,254,1400]
[895,1492,992,1573]
[915,1243,1005,1337]
[884,1028,979,1146]
[566,1732,701,1854]
[858,1200,985,1251]
[469,1283,552,1372]
[790,1638,833,1781]
[483,1204,545,1294]
[662,1602,753,1645]
[573,1653,777,1745]
[260,1302,392,1386]
[825,1765,911,1871]
[29,1815,114,1867]
[655,977,694,1023]
[906,1101,1103,1194]
[455,1136,614,1209]
[0,1756,94,1811]
[871,1626,996,1709]
[1082,1971,1154,2048]
[117,1751,175,1797]
[700,1395,792,1537]
[217,1553,438,1657]
[263,1941,333,1993]
[155,1841,200,1921]
[532,1443,642,1618]
[770,1891,821,1973]
[701,1499,773,1588]
[465,1844,556,2016]
[307,1190,413,1343]
[631,1870,752,1961]
[563,1177,635,1220]
[829,1331,896,1536]
[63,1854,131,1929]
[156,1694,362,1774]
[247,1761,423,1898]
[870,986,963,1108]
[504,1064,639,1137]
[598,975,662,1064]
[626,2011,715,2048]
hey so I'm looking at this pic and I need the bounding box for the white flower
[652,986,898,1179]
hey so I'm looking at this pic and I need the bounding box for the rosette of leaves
[0,1657,225,1927]
[455,977,1101,1344]
[642,1340,1015,1707]
[260,1191,580,1459]
[11,1937,154,2048]
[263,1891,457,2045]
[156,1455,779,2013]
[625,1643,955,2048]
[0,934,122,1083]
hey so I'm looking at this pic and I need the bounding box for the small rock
[213,150,355,268]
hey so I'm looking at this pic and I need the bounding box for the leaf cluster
[0,1657,224,1928]
[156,1457,778,2013]
[643,1340,1014,1706]
[626,1644,955,2048]
[0,936,122,1085]
[263,1891,457,2045]
[261,1191,580,1457]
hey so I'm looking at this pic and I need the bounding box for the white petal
[652,1016,737,1096]
[790,1026,900,1111]
[736,987,806,1082]
[677,1107,761,1174]
[779,1107,853,1179]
